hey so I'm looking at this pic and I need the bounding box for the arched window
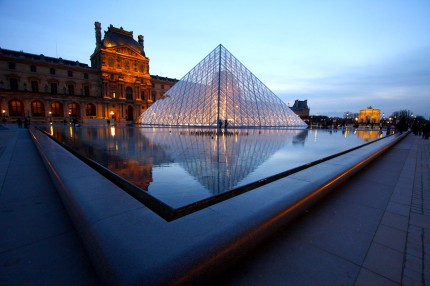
[51,102,63,117]
[31,101,45,117]
[9,100,23,117]
[125,86,133,100]
[85,103,96,116]
[68,102,80,118]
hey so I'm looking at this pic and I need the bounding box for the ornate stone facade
[358,106,381,125]
[0,22,177,124]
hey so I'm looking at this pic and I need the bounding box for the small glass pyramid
[139,44,307,128]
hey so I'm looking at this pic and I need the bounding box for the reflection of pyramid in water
[139,45,307,128]
[144,129,306,195]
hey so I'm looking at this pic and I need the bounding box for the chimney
[138,35,146,56]
[95,21,102,49]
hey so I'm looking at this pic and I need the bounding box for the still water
[43,126,382,208]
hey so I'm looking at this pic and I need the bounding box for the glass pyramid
[139,44,307,128]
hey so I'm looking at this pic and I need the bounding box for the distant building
[0,22,177,124]
[289,99,310,122]
[358,106,381,125]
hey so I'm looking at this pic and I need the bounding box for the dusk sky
[1,0,429,118]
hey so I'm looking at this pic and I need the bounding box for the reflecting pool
[42,126,384,210]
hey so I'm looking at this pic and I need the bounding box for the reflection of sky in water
[45,126,380,208]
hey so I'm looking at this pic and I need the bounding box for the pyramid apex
[140,46,306,128]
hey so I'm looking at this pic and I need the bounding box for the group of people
[411,121,430,139]
[218,119,229,129]
[16,117,30,128]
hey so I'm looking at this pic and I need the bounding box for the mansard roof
[290,99,309,111]
[0,48,91,69]
[102,25,144,55]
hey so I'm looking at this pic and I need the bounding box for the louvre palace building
[0,22,177,124]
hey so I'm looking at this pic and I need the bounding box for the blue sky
[1,0,429,117]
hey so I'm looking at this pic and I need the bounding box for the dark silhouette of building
[289,99,310,122]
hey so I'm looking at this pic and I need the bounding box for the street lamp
[49,111,52,124]
[2,109,5,123]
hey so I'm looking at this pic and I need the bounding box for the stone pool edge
[29,128,407,286]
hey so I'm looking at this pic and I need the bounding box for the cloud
[272,46,430,117]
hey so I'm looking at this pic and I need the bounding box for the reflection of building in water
[358,106,381,125]
[289,99,310,123]
[139,45,306,128]
[49,126,172,190]
[292,129,309,145]
[48,126,306,195]
[144,128,304,194]
[355,130,380,141]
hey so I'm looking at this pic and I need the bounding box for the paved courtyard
[0,124,428,285]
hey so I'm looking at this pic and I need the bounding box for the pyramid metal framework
[139,45,307,128]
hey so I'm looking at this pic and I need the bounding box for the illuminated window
[51,102,63,117]
[31,101,44,117]
[68,103,79,117]
[9,100,23,116]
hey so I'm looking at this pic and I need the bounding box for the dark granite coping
[29,127,408,285]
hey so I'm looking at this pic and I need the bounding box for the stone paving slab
[0,126,100,286]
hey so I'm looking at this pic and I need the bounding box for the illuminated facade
[358,106,381,124]
[0,22,176,124]
[139,45,306,128]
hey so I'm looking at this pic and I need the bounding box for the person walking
[423,122,430,140]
